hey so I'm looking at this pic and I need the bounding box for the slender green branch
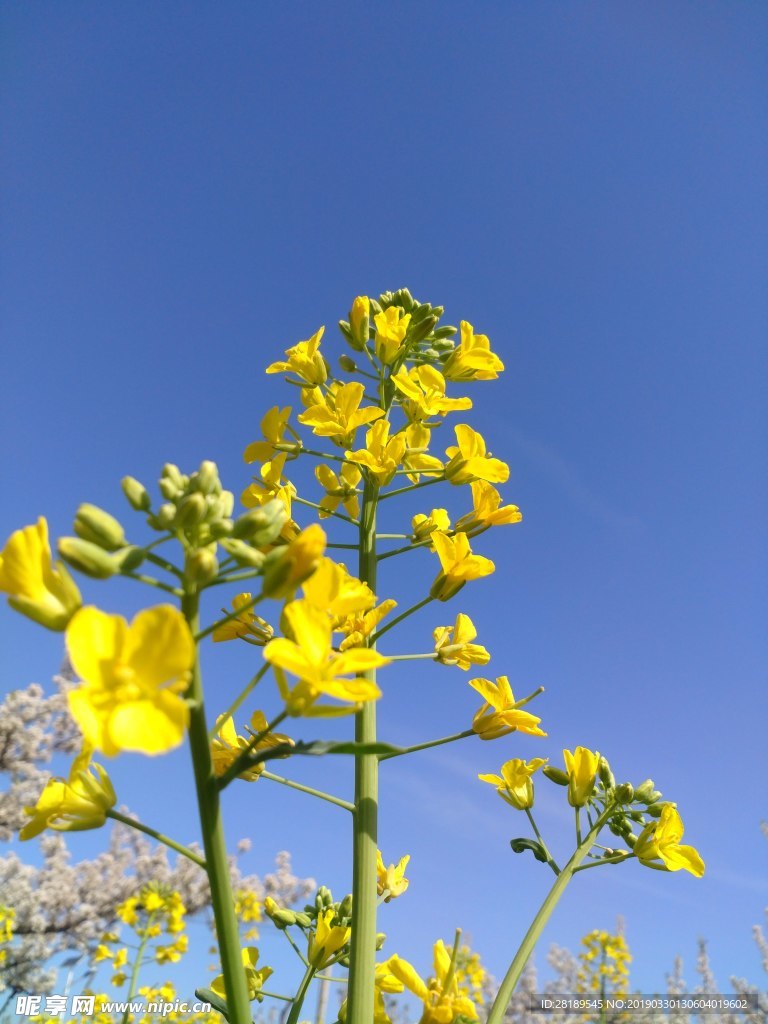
[122,912,155,1024]
[485,806,615,1024]
[282,927,310,966]
[386,653,437,662]
[143,550,184,579]
[260,991,294,1003]
[576,807,582,846]
[286,964,317,1024]
[375,533,410,540]
[524,808,560,876]
[573,851,634,873]
[293,494,359,526]
[106,810,206,870]
[326,542,361,550]
[260,770,354,812]
[208,663,270,738]
[204,570,264,588]
[441,929,463,997]
[379,728,475,762]
[123,571,182,596]
[195,592,264,643]
[373,596,433,642]
[379,476,444,500]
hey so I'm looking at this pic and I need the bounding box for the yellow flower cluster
[577,928,632,1001]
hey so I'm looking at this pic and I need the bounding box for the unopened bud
[543,766,569,786]
[74,504,126,551]
[58,537,119,579]
[646,802,666,818]
[407,314,438,346]
[598,757,615,790]
[338,894,353,919]
[175,493,207,528]
[615,783,634,804]
[194,460,220,496]
[156,503,177,529]
[219,538,265,569]
[115,546,145,572]
[348,295,370,350]
[159,477,181,501]
[161,463,185,488]
[232,501,287,546]
[294,912,312,928]
[375,932,387,950]
[121,476,151,512]
[634,779,657,803]
[315,886,333,910]
[209,519,234,539]
[339,354,357,373]
[184,547,218,586]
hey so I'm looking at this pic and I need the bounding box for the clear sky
[1,0,766,1008]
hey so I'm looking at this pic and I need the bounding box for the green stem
[195,592,264,642]
[260,770,354,812]
[377,539,432,561]
[182,590,253,1024]
[208,664,270,738]
[380,476,444,500]
[485,808,614,1024]
[205,570,264,587]
[379,728,475,762]
[121,912,154,1024]
[260,991,294,1003]
[293,494,359,526]
[286,964,317,1024]
[346,477,379,1023]
[106,810,206,869]
[143,550,184,579]
[524,808,560,876]
[373,596,433,643]
[573,851,634,873]
[576,807,582,846]
[123,571,182,596]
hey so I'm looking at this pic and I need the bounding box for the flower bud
[624,832,638,848]
[175,493,207,528]
[543,766,569,786]
[58,537,120,579]
[406,314,438,346]
[315,886,333,910]
[633,779,658,803]
[429,573,466,602]
[219,538,266,569]
[193,460,220,496]
[184,547,218,586]
[121,476,151,512]
[339,354,357,372]
[348,296,370,349]
[646,803,665,818]
[159,477,181,501]
[74,504,126,551]
[232,501,288,546]
[264,898,296,930]
[156,503,177,529]
[615,783,634,804]
[115,546,145,572]
[161,463,186,488]
[598,757,615,790]
[375,932,387,950]
[338,894,353,920]
[294,912,312,928]
[262,524,326,599]
[209,519,234,539]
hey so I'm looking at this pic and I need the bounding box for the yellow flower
[299,381,384,448]
[455,481,522,536]
[442,320,504,382]
[155,934,188,964]
[266,327,327,385]
[634,804,705,877]
[389,941,479,1023]
[563,747,601,807]
[412,508,451,544]
[0,517,81,630]
[212,593,274,645]
[264,599,388,710]
[243,406,297,465]
[308,908,351,968]
[377,851,410,902]
[349,295,370,348]
[401,423,444,483]
[211,946,273,1001]
[429,531,495,601]
[20,745,116,840]
[210,711,292,781]
[433,613,490,670]
[66,605,194,756]
[234,889,263,924]
[302,557,375,624]
[315,462,362,519]
[478,757,548,810]
[346,420,407,485]
[391,365,473,422]
[374,306,411,364]
[444,425,509,486]
[241,454,299,540]
[262,523,327,598]
[338,598,397,650]
[470,676,547,740]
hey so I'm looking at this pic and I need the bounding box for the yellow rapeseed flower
[455,481,522,536]
[389,940,479,1023]
[338,598,398,651]
[346,420,407,485]
[315,462,363,519]
[264,599,388,709]
[243,406,297,465]
[374,306,411,364]
[444,425,509,486]
[433,613,490,670]
[429,531,495,601]
[20,745,116,839]
[391,364,473,422]
[412,508,451,544]
[349,295,370,348]
[266,327,327,385]
[0,517,82,630]
[262,522,327,598]
[210,711,292,781]
[634,804,705,877]
[308,908,351,968]
[563,747,601,807]
[241,453,299,540]
[301,557,375,621]
[377,851,410,902]
[299,380,384,448]
[442,320,505,382]
[65,605,194,756]
[401,423,444,483]
[211,946,273,1001]
[212,593,273,645]
[470,676,547,740]
[478,757,548,810]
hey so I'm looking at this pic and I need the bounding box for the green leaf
[510,838,548,863]
[194,988,232,1023]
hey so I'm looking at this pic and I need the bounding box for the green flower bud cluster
[58,504,143,580]
[142,462,236,544]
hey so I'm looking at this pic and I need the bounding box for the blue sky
[1,0,766,1010]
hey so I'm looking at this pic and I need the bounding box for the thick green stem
[346,477,380,1023]
[182,590,253,1024]
[485,809,612,1024]
[121,913,154,1024]
[286,964,317,1024]
[106,809,206,869]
